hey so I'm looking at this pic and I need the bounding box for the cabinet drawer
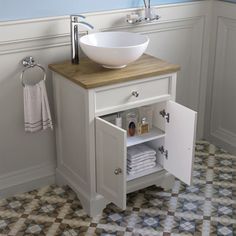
[95,77,170,114]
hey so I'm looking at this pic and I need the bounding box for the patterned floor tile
[214,147,229,155]
[171,216,203,235]
[0,215,19,235]
[178,182,206,198]
[99,205,137,228]
[194,154,209,168]
[211,184,236,201]
[195,142,210,154]
[214,155,236,169]
[210,221,236,236]
[42,185,77,201]
[175,198,205,216]
[211,201,236,222]
[213,169,236,184]
[132,211,166,232]
[63,199,92,222]
[1,141,236,236]
[30,199,65,218]
[192,168,207,182]
[93,227,125,236]
[16,219,53,235]
[0,197,32,214]
[55,223,89,236]
[126,191,145,209]
[141,191,171,212]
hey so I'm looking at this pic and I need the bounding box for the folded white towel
[127,155,156,167]
[127,162,156,175]
[127,144,156,159]
[127,161,156,171]
[24,80,53,132]
[127,154,156,165]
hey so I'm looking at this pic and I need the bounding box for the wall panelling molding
[205,1,236,153]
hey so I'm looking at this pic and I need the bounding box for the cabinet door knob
[114,168,122,175]
[132,91,139,97]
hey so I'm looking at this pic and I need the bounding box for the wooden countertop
[49,54,180,89]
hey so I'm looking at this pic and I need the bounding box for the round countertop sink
[79,31,149,69]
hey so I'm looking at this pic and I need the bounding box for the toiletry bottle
[126,109,138,136]
[138,117,149,135]
[115,113,122,128]
[139,105,153,130]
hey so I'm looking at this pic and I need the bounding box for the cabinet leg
[56,169,108,217]
[88,195,109,217]
[160,174,175,191]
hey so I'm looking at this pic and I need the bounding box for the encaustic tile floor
[1,141,236,236]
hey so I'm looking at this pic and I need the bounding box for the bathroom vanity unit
[49,54,197,216]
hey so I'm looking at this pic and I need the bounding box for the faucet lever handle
[71,15,86,23]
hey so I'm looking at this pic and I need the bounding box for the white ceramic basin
[79,32,149,69]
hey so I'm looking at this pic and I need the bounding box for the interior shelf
[126,126,165,147]
[127,164,164,181]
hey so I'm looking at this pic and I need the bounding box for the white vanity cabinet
[49,55,197,216]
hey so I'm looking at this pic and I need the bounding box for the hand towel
[24,80,53,132]
[127,144,156,159]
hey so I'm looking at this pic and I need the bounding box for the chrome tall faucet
[127,0,159,24]
[70,15,94,64]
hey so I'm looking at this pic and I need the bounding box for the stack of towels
[127,144,157,175]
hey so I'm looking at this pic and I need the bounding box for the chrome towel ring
[20,56,46,87]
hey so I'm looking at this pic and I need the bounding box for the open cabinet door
[164,101,197,185]
[96,117,127,209]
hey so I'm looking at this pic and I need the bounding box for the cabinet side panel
[54,74,89,193]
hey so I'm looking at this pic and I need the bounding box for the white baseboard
[0,164,55,198]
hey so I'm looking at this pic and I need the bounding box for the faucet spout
[70,15,94,64]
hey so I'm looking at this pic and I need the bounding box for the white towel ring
[20,56,46,87]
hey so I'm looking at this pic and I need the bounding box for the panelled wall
[205,1,236,154]
[0,17,72,197]
[0,1,212,196]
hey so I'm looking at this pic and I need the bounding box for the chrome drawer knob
[132,91,139,97]
[114,168,122,175]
